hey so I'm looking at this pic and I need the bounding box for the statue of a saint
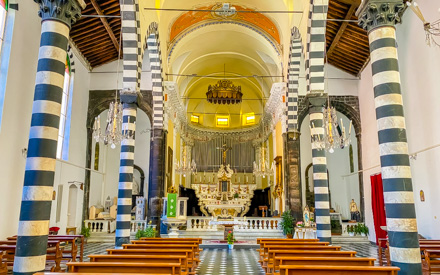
[350,199,360,221]
[132,179,140,195]
[303,205,311,227]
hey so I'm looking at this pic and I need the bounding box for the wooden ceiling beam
[89,0,120,52]
[335,0,361,6]
[327,3,358,59]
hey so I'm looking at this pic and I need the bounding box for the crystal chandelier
[406,2,440,47]
[311,104,352,153]
[92,101,134,149]
[253,146,275,178]
[175,146,197,177]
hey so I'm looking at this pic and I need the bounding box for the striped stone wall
[287,27,302,132]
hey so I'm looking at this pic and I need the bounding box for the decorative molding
[357,0,406,32]
[34,0,83,28]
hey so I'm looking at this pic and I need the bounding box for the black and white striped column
[14,1,82,274]
[358,1,421,274]
[287,27,302,132]
[147,33,164,129]
[309,99,331,243]
[115,101,137,248]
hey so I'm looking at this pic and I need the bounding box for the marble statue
[303,205,311,227]
[132,179,140,195]
[350,199,360,221]
[104,196,112,212]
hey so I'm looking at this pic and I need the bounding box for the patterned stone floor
[82,242,380,274]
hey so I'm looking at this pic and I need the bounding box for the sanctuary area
[0,0,439,275]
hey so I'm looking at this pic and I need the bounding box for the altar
[191,144,256,218]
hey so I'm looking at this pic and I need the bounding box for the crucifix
[217,143,232,165]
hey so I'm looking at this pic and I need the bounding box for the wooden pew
[122,244,199,261]
[279,265,400,275]
[0,241,64,272]
[106,248,196,272]
[89,254,187,273]
[257,238,319,244]
[267,249,356,272]
[36,273,164,275]
[140,238,202,244]
[67,262,181,275]
[261,244,339,265]
[0,251,7,275]
[8,234,85,262]
[424,249,440,271]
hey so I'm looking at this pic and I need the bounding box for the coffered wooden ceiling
[69,0,370,76]
[70,0,121,68]
[326,0,369,76]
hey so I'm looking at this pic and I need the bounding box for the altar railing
[84,219,116,233]
[130,220,156,233]
[234,217,281,231]
[186,217,218,231]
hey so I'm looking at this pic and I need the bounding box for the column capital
[34,0,86,28]
[286,131,301,141]
[120,89,142,105]
[357,0,405,32]
[306,92,327,108]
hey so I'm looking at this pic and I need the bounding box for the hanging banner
[167,193,177,217]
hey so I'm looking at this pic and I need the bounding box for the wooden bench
[89,254,187,273]
[0,240,64,271]
[36,273,166,275]
[8,234,85,262]
[257,238,319,244]
[140,238,202,244]
[424,249,440,271]
[0,251,7,275]
[279,265,400,275]
[107,248,196,272]
[67,262,181,275]
[266,249,356,272]
[261,244,339,265]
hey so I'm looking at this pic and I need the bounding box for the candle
[349,120,352,136]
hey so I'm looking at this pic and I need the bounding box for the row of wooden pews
[379,238,440,272]
[0,235,84,272]
[256,238,400,275]
[38,237,203,275]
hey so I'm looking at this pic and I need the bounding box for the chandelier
[311,104,352,153]
[253,146,275,178]
[407,2,440,47]
[92,101,134,149]
[206,79,243,104]
[175,146,197,177]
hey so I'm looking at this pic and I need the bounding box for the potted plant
[135,226,157,240]
[227,231,236,249]
[80,225,91,243]
[346,225,355,236]
[234,193,239,200]
[280,210,295,238]
[358,223,369,237]
[49,227,60,235]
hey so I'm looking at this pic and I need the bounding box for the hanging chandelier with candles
[253,146,275,178]
[92,101,134,149]
[175,146,197,176]
[311,101,352,153]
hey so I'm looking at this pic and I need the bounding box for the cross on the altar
[216,143,232,165]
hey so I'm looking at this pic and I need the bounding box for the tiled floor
[82,241,380,274]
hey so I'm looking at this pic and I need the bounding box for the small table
[294,227,317,239]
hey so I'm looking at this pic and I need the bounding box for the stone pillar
[358,1,422,274]
[308,94,331,243]
[115,93,138,248]
[13,1,83,274]
[283,131,302,220]
[148,129,167,230]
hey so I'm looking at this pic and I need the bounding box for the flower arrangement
[296,221,305,228]
[233,193,239,199]
[227,231,236,245]
[49,227,60,235]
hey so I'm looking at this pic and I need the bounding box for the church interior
[0,0,439,274]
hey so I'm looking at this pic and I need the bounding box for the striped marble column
[13,1,82,274]
[358,1,421,274]
[286,27,302,132]
[308,98,331,243]
[115,99,137,248]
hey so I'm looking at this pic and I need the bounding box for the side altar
[191,145,256,218]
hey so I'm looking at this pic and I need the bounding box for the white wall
[358,2,440,241]
[300,112,360,219]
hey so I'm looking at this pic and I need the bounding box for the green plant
[346,225,354,233]
[234,193,239,199]
[227,231,236,245]
[358,223,369,235]
[80,226,91,239]
[135,226,157,240]
[280,210,295,236]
